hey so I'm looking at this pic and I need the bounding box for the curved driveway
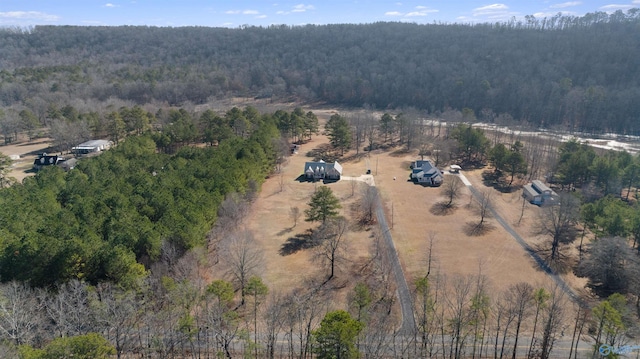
[454,172,579,302]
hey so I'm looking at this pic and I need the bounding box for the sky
[1,1,639,28]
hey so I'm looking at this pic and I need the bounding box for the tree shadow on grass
[279,229,317,256]
[276,227,294,236]
[389,148,412,157]
[481,170,519,194]
[463,221,495,236]
[430,201,457,216]
[531,243,575,274]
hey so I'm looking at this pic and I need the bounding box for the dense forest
[1,9,640,134]
[0,106,291,288]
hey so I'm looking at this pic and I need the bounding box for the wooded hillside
[1,9,640,133]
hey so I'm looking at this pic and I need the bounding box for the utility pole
[391,202,394,229]
[376,156,378,175]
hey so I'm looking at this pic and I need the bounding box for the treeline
[0,271,630,358]
[0,106,294,287]
[1,10,640,133]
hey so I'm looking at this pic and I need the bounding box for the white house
[411,160,443,186]
[304,160,343,180]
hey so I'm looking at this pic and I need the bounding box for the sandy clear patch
[1,137,54,183]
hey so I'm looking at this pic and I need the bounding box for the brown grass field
[235,108,587,318]
[1,106,587,315]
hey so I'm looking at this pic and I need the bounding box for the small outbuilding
[523,180,558,205]
[304,160,343,181]
[72,140,113,155]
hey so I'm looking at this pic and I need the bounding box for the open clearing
[239,109,585,321]
[1,106,586,315]
[1,136,53,183]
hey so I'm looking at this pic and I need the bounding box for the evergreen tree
[325,114,352,155]
[305,186,342,224]
[312,310,363,359]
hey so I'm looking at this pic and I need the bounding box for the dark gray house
[304,160,343,180]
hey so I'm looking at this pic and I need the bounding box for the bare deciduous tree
[208,192,250,264]
[313,217,350,280]
[223,230,264,305]
[576,236,640,296]
[217,193,249,232]
[506,282,534,359]
[476,191,492,227]
[445,274,474,359]
[89,283,140,359]
[283,288,328,359]
[465,190,493,235]
[0,281,43,345]
[492,293,517,359]
[537,193,580,263]
[442,176,463,208]
[538,285,567,359]
[358,185,378,225]
[289,206,301,228]
[263,294,286,359]
[45,279,92,338]
[278,173,285,193]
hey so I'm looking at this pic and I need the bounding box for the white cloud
[277,4,315,15]
[104,3,119,8]
[292,4,315,13]
[633,0,640,4]
[474,3,509,12]
[472,3,518,20]
[599,4,634,11]
[0,11,59,21]
[533,11,574,17]
[256,14,267,19]
[405,10,430,17]
[550,1,581,8]
[227,9,261,16]
[385,6,438,18]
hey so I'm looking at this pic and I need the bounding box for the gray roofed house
[33,154,62,171]
[304,160,343,180]
[410,159,443,186]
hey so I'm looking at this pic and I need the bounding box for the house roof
[413,160,439,176]
[332,161,343,174]
[304,160,342,175]
[523,183,541,198]
[72,139,112,150]
[34,155,60,166]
